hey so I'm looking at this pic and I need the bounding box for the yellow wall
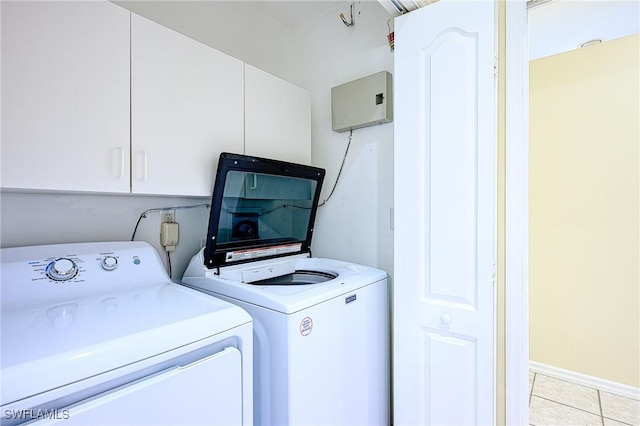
[529,34,640,387]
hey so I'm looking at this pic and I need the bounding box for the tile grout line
[532,394,605,418]
[530,369,640,426]
[597,390,604,426]
[530,372,536,406]
[530,392,637,426]
[602,417,634,426]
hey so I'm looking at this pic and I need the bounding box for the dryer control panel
[0,241,170,307]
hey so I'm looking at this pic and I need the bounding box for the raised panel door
[393,1,497,424]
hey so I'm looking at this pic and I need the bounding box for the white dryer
[182,153,390,425]
[1,241,252,425]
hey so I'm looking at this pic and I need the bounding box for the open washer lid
[203,153,325,269]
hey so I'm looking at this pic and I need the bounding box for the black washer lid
[203,153,325,269]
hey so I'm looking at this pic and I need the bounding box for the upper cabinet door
[1,1,131,193]
[245,65,311,165]
[131,14,244,197]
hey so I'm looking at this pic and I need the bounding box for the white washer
[181,153,390,425]
[1,241,252,425]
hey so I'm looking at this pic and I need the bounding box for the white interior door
[393,1,497,424]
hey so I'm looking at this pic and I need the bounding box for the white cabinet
[131,15,244,197]
[245,65,311,165]
[1,2,309,196]
[1,1,130,193]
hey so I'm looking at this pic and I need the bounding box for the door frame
[505,1,529,425]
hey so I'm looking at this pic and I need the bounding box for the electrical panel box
[331,71,393,133]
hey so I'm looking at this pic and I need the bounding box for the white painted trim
[505,1,530,425]
[530,361,640,401]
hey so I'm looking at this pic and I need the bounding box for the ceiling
[241,1,348,29]
[115,0,639,61]
[528,0,639,60]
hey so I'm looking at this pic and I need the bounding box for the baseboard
[530,361,640,401]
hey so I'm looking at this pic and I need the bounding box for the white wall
[0,192,209,280]
[290,1,394,277]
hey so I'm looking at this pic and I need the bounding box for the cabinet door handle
[136,151,148,182]
[250,173,258,190]
[112,147,125,179]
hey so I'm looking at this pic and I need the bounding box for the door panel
[422,29,479,309]
[421,331,477,425]
[394,1,497,424]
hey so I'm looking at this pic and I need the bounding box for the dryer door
[46,347,243,425]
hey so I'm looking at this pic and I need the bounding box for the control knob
[100,256,118,271]
[46,258,78,281]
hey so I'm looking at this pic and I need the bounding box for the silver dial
[46,258,78,281]
[100,256,118,271]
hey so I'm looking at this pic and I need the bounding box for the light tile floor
[529,371,640,426]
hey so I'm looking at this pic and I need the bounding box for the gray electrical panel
[331,71,393,133]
